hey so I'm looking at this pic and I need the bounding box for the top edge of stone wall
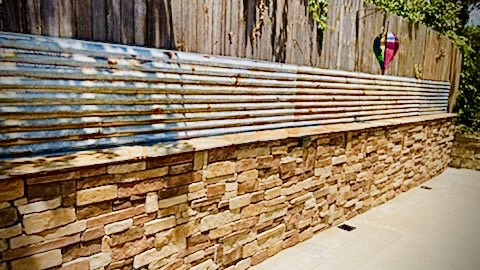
[0,113,456,180]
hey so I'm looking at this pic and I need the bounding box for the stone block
[238,170,258,182]
[238,145,270,159]
[199,211,240,232]
[105,218,133,235]
[89,252,111,270]
[18,197,61,215]
[112,236,153,261]
[205,161,236,179]
[159,194,187,208]
[10,249,62,270]
[236,158,256,172]
[145,192,159,213]
[0,223,22,239]
[110,226,144,246]
[257,224,285,249]
[229,194,252,210]
[61,257,90,270]
[0,179,24,202]
[207,183,226,197]
[24,207,76,234]
[144,216,176,235]
[118,167,169,183]
[77,185,117,206]
[0,207,18,228]
[107,161,146,174]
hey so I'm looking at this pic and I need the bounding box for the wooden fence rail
[0,0,462,107]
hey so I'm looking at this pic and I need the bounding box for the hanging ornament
[373,31,399,75]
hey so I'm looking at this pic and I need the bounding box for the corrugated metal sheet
[0,32,450,158]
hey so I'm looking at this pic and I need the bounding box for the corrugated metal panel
[0,32,450,158]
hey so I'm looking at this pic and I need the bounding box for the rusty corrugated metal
[0,32,450,158]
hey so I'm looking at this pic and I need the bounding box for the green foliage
[367,0,480,133]
[308,0,329,30]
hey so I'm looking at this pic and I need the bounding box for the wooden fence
[0,0,462,106]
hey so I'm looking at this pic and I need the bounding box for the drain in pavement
[338,224,356,231]
[420,186,432,190]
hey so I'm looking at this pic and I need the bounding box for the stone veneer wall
[0,118,454,270]
[450,133,480,170]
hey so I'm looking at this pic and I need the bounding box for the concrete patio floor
[252,168,480,270]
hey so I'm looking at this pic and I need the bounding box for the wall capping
[0,113,456,180]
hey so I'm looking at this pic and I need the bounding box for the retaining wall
[0,116,454,270]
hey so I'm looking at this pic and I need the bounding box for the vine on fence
[308,0,329,30]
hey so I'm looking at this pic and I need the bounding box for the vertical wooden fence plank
[23,0,41,34]
[41,0,59,36]
[106,0,121,43]
[92,0,106,41]
[3,0,23,32]
[133,0,147,46]
[170,0,182,49]
[75,0,92,39]
[59,0,75,37]
[120,0,134,44]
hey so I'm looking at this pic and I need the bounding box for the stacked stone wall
[450,134,480,170]
[0,118,454,270]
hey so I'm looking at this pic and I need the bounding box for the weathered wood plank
[107,0,121,42]
[75,0,92,39]
[59,0,74,37]
[3,0,23,32]
[133,0,147,46]
[41,0,59,36]
[120,0,134,44]
[23,0,41,34]
[92,0,106,41]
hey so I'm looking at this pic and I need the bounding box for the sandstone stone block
[10,249,62,270]
[118,166,169,183]
[159,194,187,208]
[112,236,154,261]
[61,257,90,270]
[238,170,258,182]
[107,161,146,174]
[205,161,236,179]
[0,239,7,252]
[18,197,61,215]
[89,252,111,270]
[184,250,205,264]
[170,163,193,175]
[86,204,144,228]
[24,207,76,234]
[77,185,118,206]
[105,218,133,235]
[10,234,43,249]
[241,202,264,218]
[209,225,233,239]
[0,223,22,239]
[111,226,144,246]
[280,160,296,179]
[207,183,226,197]
[257,224,285,249]
[0,179,23,202]
[77,201,112,220]
[238,145,270,159]
[144,216,176,235]
[3,234,80,261]
[82,226,105,242]
[229,194,252,210]
[242,240,258,258]
[264,187,281,200]
[145,192,159,213]
[190,259,215,270]
[199,211,240,232]
[133,244,179,268]
[0,207,18,228]
[236,158,255,172]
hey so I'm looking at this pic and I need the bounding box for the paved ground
[252,168,480,270]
